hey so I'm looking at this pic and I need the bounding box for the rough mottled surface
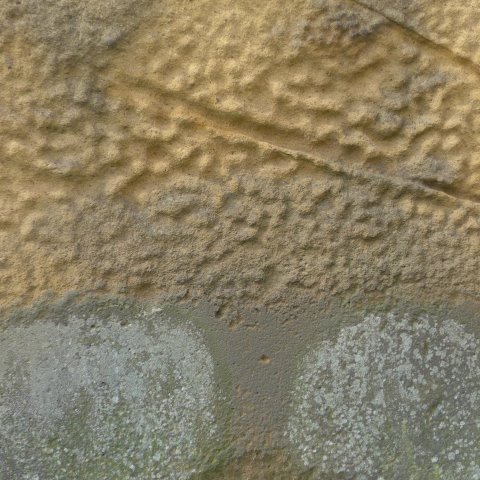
[1,0,480,476]
[359,0,480,66]
[287,313,480,479]
[2,0,480,320]
[0,299,231,479]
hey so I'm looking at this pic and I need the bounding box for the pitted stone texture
[287,314,480,479]
[0,0,153,59]
[106,0,480,200]
[2,0,480,324]
[359,0,480,66]
[0,301,230,480]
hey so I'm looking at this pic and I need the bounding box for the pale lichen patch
[287,313,480,479]
[0,300,231,479]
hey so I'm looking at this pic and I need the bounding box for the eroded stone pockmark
[287,313,480,479]
[0,300,231,480]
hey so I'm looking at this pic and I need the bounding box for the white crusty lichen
[287,313,480,479]
[0,301,229,480]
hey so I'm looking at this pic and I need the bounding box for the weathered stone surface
[287,313,480,479]
[2,0,480,320]
[1,0,480,476]
[359,0,480,66]
[0,299,231,479]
